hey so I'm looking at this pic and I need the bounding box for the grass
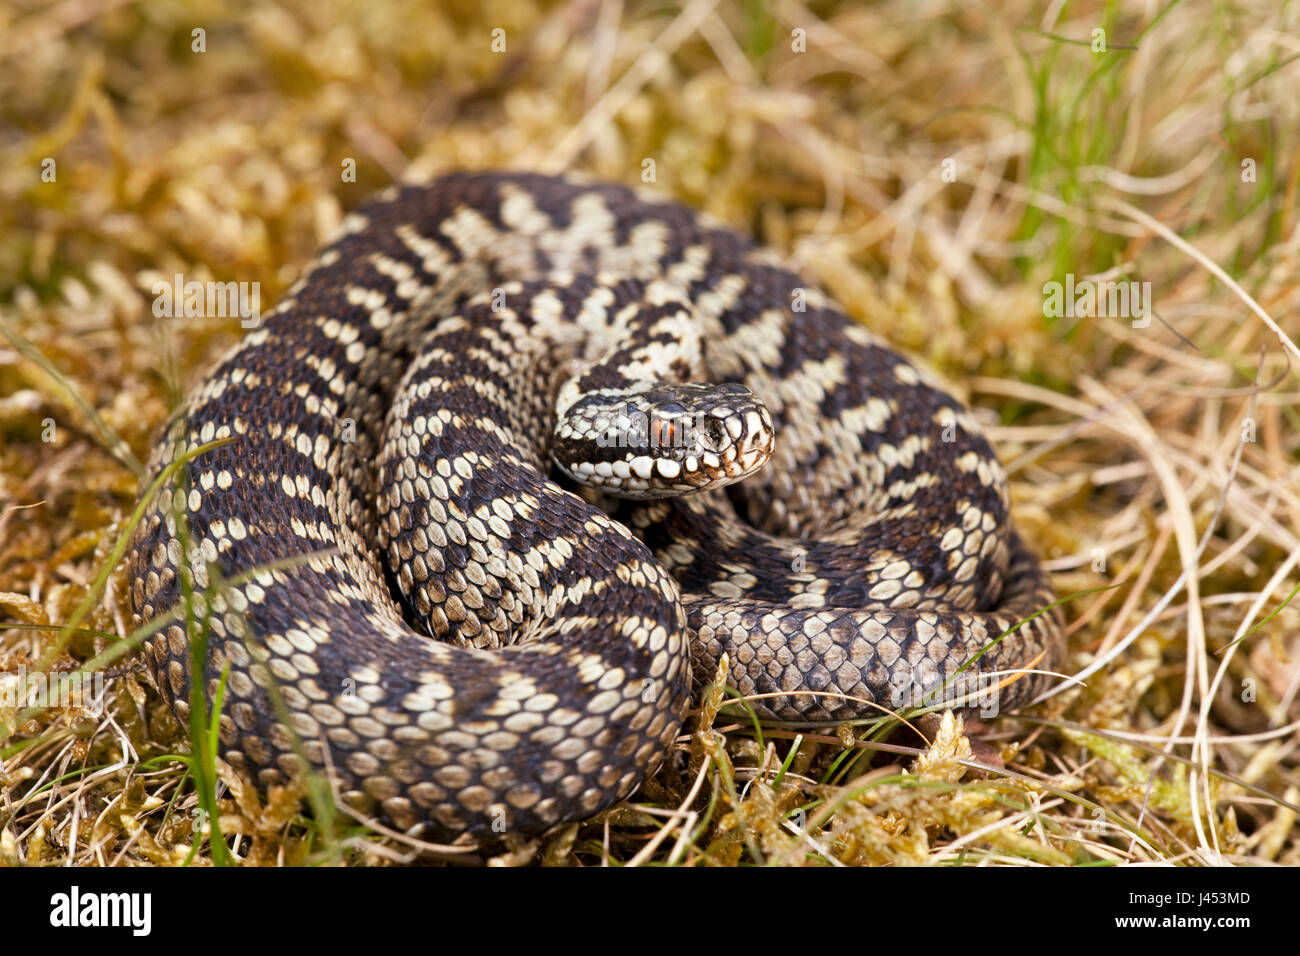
[1,0,1298,866]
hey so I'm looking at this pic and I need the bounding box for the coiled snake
[128,172,1062,843]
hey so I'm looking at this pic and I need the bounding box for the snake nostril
[698,417,728,452]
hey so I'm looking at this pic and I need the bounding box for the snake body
[128,172,1062,843]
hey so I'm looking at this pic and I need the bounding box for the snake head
[553,381,775,499]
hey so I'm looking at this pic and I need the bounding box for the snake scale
[127,171,1062,844]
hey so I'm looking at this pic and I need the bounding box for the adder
[128,171,1062,843]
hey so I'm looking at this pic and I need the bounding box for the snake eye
[649,417,677,448]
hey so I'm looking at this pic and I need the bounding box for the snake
[127,171,1063,844]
